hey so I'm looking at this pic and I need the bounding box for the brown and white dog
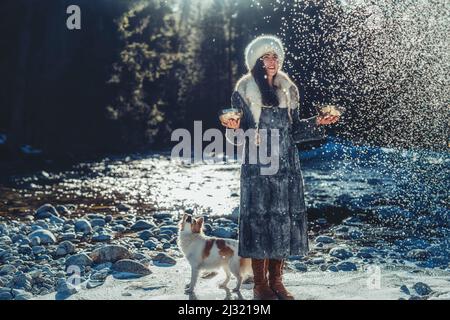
[177,213,252,293]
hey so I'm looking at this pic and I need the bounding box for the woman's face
[261,52,279,78]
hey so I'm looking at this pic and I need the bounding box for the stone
[55,241,76,257]
[65,253,93,267]
[0,292,12,300]
[56,205,72,216]
[56,278,78,297]
[9,272,32,290]
[327,265,339,272]
[90,218,106,227]
[315,236,335,244]
[35,204,59,219]
[117,203,132,212]
[28,229,57,245]
[60,233,76,241]
[89,245,132,264]
[18,245,32,255]
[294,262,308,272]
[112,259,152,276]
[400,285,410,295]
[130,220,156,231]
[329,247,353,260]
[211,227,235,239]
[143,240,158,250]
[152,253,176,265]
[92,234,112,242]
[407,249,430,261]
[74,219,93,235]
[336,261,357,271]
[412,282,432,296]
[32,245,46,255]
[138,230,154,241]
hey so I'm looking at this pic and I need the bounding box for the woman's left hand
[316,114,340,125]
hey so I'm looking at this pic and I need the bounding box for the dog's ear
[196,217,204,227]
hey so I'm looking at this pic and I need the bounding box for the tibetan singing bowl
[317,105,345,117]
[219,108,243,122]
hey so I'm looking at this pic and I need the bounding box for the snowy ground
[35,257,450,300]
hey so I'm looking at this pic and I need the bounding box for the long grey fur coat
[231,71,326,259]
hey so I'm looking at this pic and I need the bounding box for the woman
[220,35,340,300]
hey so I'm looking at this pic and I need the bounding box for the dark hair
[251,58,280,107]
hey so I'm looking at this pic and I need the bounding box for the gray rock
[49,215,65,225]
[32,245,46,255]
[60,233,76,241]
[211,227,235,239]
[0,265,17,276]
[28,229,57,245]
[130,220,156,231]
[349,230,363,239]
[32,220,49,230]
[92,234,112,242]
[112,259,152,276]
[335,226,349,233]
[11,289,33,300]
[74,219,93,235]
[356,247,377,259]
[315,236,335,244]
[55,241,76,257]
[159,225,179,233]
[56,205,72,216]
[117,203,132,212]
[9,272,32,290]
[0,223,8,236]
[105,215,113,223]
[412,282,432,296]
[86,280,104,289]
[329,247,353,260]
[294,262,308,272]
[18,245,32,255]
[400,285,410,295]
[138,230,154,241]
[30,237,41,247]
[89,245,132,264]
[56,278,78,297]
[143,240,158,250]
[0,292,12,300]
[90,218,106,227]
[65,253,93,267]
[35,204,59,219]
[112,225,127,232]
[407,249,430,261]
[153,253,176,265]
[336,261,357,271]
[153,212,173,220]
[11,234,30,245]
[311,257,326,265]
[327,265,339,272]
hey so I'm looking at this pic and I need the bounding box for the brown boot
[268,259,295,300]
[251,258,278,300]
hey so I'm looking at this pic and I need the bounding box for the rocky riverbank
[0,138,448,300]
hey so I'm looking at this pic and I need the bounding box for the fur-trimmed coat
[231,71,327,259]
[231,70,326,143]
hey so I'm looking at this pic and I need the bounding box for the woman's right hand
[220,118,241,129]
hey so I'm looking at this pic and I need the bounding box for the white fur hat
[244,35,285,71]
